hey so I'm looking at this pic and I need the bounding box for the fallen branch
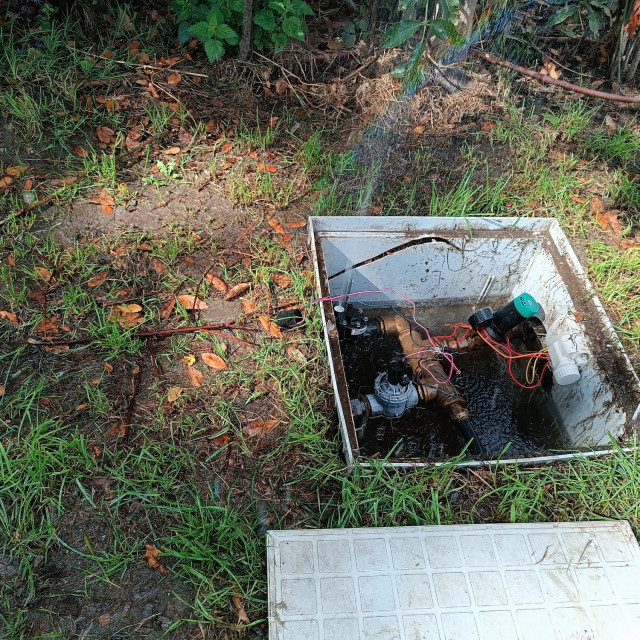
[471,50,640,103]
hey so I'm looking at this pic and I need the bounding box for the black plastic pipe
[459,419,483,456]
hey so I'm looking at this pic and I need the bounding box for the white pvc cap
[334,305,345,313]
[553,363,581,385]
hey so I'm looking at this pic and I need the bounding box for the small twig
[339,54,379,83]
[135,323,248,338]
[204,330,256,348]
[122,358,143,442]
[472,50,640,103]
[78,49,209,77]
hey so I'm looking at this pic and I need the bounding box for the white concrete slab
[267,521,640,639]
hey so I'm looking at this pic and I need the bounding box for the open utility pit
[310,217,640,468]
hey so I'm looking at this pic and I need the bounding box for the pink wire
[307,287,457,385]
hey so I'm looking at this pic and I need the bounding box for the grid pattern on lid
[267,521,640,640]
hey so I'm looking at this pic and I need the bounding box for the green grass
[4,35,640,638]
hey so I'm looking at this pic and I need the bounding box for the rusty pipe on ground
[377,314,483,455]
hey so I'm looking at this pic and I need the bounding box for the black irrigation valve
[468,293,540,342]
[275,309,303,329]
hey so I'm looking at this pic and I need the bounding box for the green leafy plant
[171,0,314,61]
[381,0,463,81]
[545,0,613,37]
[253,0,314,52]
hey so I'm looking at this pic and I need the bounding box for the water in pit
[339,303,567,460]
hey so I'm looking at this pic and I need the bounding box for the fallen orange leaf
[145,544,169,575]
[286,220,306,228]
[35,266,52,281]
[258,315,283,338]
[0,310,18,324]
[206,273,228,292]
[6,165,26,178]
[187,365,203,387]
[177,295,208,310]
[257,162,278,173]
[117,304,143,314]
[148,83,160,99]
[164,146,181,155]
[225,282,251,300]
[241,299,258,314]
[87,271,108,288]
[96,126,116,144]
[213,433,232,446]
[232,595,250,624]
[104,361,114,373]
[151,258,168,275]
[221,141,233,153]
[242,419,279,437]
[160,297,176,319]
[201,352,227,370]
[272,273,291,288]
[167,72,182,85]
[167,387,184,402]
[266,215,285,235]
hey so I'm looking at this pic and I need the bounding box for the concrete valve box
[310,217,640,468]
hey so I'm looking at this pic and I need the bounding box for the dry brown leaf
[6,165,26,178]
[35,266,52,281]
[96,126,116,144]
[117,304,143,314]
[201,352,227,370]
[167,72,182,85]
[590,196,604,215]
[151,258,168,275]
[104,361,114,373]
[258,315,283,339]
[0,310,19,324]
[241,299,258,314]
[266,215,285,235]
[148,82,160,99]
[221,141,233,153]
[287,346,306,364]
[98,612,112,626]
[0,385,4,397]
[160,297,176,319]
[138,243,153,251]
[0,176,13,188]
[116,312,144,328]
[186,365,203,387]
[225,282,251,300]
[206,273,228,292]
[257,162,278,173]
[23,178,33,192]
[286,220,306,228]
[34,317,59,333]
[145,544,169,575]
[232,595,250,624]
[167,387,184,402]
[597,209,623,235]
[87,271,108,288]
[76,403,87,411]
[272,273,291,288]
[213,433,232,446]
[164,146,181,155]
[413,125,425,135]
[101,49,115,60]
[242,419,279,437]
[573,311,585,322]
[7,255,15,266]
[177,295,208,310]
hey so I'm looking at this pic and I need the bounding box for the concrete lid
[267,520,640,639]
